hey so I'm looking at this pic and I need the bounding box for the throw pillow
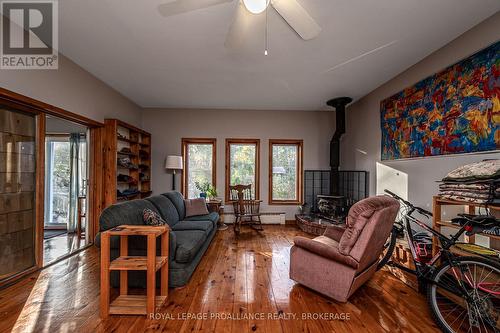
[184,198,209,217]
[143,208,167,226]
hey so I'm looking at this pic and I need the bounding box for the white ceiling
[59,0,500,110]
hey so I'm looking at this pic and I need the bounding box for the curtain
[68,133,80,233]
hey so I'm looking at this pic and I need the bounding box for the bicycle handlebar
[384,189,433,217]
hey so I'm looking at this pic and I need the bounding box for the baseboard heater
[222,212,286,225]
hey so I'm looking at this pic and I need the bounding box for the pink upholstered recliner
[290,196,399,302]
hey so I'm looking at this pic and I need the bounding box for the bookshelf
[104,119,152,207]
[432,196,500,255]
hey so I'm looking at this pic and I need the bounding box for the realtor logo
[1,0,58,69]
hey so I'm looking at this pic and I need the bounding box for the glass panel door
[44,137,87,228]
[43,121,89,264]
[0,107,37,280]
[45,137,70,227]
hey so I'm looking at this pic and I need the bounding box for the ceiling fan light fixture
[242,0,270,14]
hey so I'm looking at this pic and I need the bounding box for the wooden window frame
[181,138,217,199]
[268,139,303,205]
[225,139,260,203]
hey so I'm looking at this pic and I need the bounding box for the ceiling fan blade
[158,0,233,17]
[224,1,261,50]
[271,0,321,40]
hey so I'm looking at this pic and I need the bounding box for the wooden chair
[230,184,263,233]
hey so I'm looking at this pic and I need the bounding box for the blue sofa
[95,191,218,288]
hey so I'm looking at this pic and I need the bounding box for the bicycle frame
[383,193,500,330]
[389,206,473,281]
[389,204,498,298]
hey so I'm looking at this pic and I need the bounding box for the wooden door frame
[0,87,104,287]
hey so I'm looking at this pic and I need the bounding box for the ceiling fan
[158,0,321,52]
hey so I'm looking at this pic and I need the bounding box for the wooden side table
[207,199,227,230]
[100,225,169,317]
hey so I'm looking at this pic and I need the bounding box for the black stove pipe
[327,97,352,195]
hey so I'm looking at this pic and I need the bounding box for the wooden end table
[207,199,227,230]
[100,225,169,317]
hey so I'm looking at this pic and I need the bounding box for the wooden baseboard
[285,219,296,225]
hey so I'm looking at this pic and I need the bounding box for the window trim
[268,139,303,205]
[181,138,217,199]
[225,138,260,203]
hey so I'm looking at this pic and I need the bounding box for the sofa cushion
[184,212,219,226]
[173,230,207,263]
[145,195,180,226]
[184,198,209,217]
[172,220,213,236]
[99,199,157,231]
[181,212,219,227]
[163,192,186,220]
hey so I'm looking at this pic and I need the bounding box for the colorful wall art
[380,41,499,160]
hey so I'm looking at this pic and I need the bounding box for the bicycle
[378,189,500,333]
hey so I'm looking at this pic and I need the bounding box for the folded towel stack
[438,160,500,204]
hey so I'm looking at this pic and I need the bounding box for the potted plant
[195,182,217,200]
[206,185,218,200]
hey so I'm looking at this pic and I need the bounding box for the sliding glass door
[44,136,87,230]
[0,107,37,280]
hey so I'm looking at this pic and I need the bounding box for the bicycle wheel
[377,226,398,270]
[427,256,500,333]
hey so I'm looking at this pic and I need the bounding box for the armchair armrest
[323,225,346,242]
[293,236,358,268]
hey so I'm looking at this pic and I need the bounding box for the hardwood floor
[43,232,87,264]
[0,226,440,333]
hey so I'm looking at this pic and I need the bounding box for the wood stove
[299,97,369,225]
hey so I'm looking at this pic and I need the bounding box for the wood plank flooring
[43,232,87,264]
[0,225,440,333]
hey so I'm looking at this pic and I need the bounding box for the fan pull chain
[264,1,268,56]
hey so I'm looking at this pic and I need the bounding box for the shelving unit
[104,119,152,207]
[432,196,500,255]
[100,225,169,317]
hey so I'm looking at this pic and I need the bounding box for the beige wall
[341,12,500,214]
[0,54,141,125]
[142,108,335,219]
[2,12,498,223]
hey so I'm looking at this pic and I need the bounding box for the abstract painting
[380,41,500,160]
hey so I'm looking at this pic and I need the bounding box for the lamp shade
[165,155,183,170]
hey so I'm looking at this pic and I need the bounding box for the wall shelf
[432,196,500,255]
[104,119,152,207]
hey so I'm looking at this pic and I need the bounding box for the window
[269,139,303,205]
[225,139,260,202]
[181,138,216,199]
